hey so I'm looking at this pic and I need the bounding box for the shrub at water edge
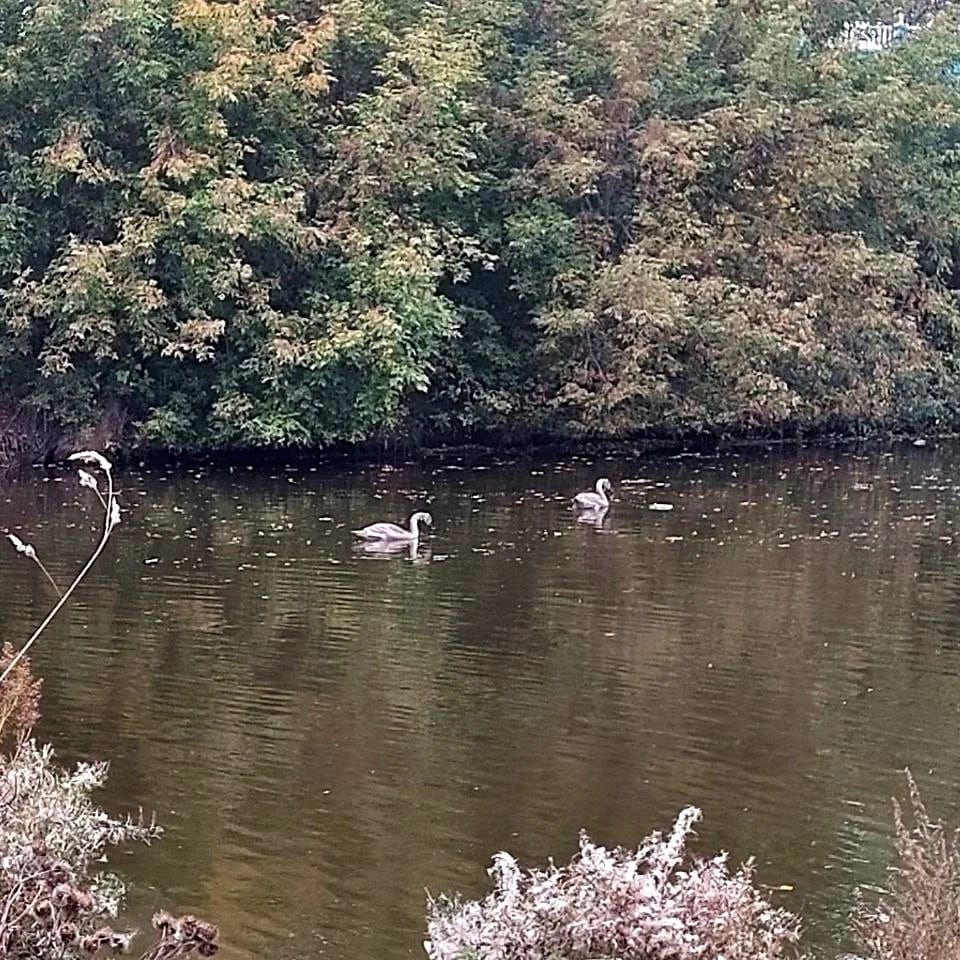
[425,806,802,960]
[428,773,960,960]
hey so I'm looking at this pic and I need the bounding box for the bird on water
[573,478,612,511]
[352,511,433,542]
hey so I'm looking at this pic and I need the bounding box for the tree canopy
[2,0,960,451]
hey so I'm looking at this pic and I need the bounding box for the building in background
[839,15,918,51]
[838,2,950,51]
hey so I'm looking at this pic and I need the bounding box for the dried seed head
[77,469,100,493]
[81,936,99,954]
[51,882,73,906]
[32,900,52,919]
[198,942,219,957]
[74,888,93,911]
[68,451,112,473]
[107,931,134,954]
[151,912,176,934]
[194,921,218,943]
[6,533,36,559]
[59,922,79,944]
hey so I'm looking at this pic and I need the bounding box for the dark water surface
[3,443,960,959]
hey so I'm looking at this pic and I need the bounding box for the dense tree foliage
[2,0,960,452]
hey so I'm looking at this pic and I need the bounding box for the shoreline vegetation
[2,413,955,475]
[425,777,960,960]
[4,0,960,461]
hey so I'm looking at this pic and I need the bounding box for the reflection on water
[3,444,960,959]
[353,539,431,561]
[574,505,609,528]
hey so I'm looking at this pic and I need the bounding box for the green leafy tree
[2,0,960,452]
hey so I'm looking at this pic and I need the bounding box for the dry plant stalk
[0,644,41,744]
[142,913,219,960]
[849,771,960,960]
[2,450,119,684]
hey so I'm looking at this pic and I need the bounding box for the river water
[3,442,960,959]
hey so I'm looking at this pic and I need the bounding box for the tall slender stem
[0,464,115,685]
[31,557,62,598]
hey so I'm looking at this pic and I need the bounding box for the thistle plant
[0,729,221,960]
[0,737,162,959]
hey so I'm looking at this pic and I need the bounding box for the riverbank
[5,410,953,476]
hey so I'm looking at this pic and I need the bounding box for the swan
[352,511,433,542]
[573,478,612,510]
